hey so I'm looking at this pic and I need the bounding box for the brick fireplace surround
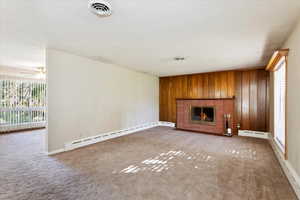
[176,98,235,135]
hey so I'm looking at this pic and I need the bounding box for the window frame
[273,57,286,154]
[265,49,289,159]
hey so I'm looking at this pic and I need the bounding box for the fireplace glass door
[190,106,215,125]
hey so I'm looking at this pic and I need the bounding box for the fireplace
[190,106,215,125]
[176,98,235,135]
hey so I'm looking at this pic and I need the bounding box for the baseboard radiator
[47,121,176,155]
[238,130,269,139]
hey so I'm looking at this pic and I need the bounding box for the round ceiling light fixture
[88,0,112,16]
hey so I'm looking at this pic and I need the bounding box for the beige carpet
[0,127,297,200]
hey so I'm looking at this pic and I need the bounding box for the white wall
[282,18,300,177]
[46,49,159,152]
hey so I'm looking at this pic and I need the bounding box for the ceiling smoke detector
[88,0,112,16]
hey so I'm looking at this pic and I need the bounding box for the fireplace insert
[190,106,216,125]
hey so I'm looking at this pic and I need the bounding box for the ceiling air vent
[173,57,185,61]
[88,0,112,16]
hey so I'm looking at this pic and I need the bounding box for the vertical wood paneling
[197,74,203,98]
[235,71,242,127]
[249,70,258,130]
[187,76,192,97]
[220,72,228,98]
[227,71,235,97]
[234,69,269,131]
[203,74,209,98]
[214,73,221,98]
[257,70,267,131]
[159,69,269,132]
[159,78,168,121]
[181,75,188,98]
[241,71,250,130]
[166,78,171,122]
[169,77,177,123]
[160,71,235,123]
[208,73,215,98]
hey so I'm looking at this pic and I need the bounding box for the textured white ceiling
[1,0,300,76]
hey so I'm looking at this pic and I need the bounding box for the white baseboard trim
[46,121,176,155]
[64,122,160,152]
[47,148,65,156]
[158,121,176,127]
[238,130,269,139]
[269,138,300,198]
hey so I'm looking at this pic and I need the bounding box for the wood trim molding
[176,97,235,101]
[265,49,289,72]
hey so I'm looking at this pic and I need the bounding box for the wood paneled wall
[160,71,235,123]
[235,70,269,131]
[159,69,269,132]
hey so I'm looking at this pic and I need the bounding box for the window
[274,57,286,153]
[0,78,46,132]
